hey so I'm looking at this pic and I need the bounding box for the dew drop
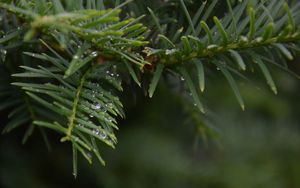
[92,103,101,110]
[91,51,97,57]
[0,49,7,62]
[99,131,107,139]
[93,128,100,135]
[180,77,185,81]
[73,55,79,59]
[86,152,92,159]
[165,49,177,55]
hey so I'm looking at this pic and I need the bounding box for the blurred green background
[1,1,300,187]
[1,56,300,188]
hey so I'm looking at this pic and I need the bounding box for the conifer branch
[62,66,92,142]
[1,0,300,176]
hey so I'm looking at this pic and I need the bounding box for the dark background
[1,0,300,187]
[1,56,300,188]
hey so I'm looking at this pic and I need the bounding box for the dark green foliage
[0,0,300,176]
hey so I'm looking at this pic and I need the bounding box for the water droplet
[193,103,197,106]
[165,49,177,55]
[180,77,185,81]
[92,103,101,110]
[89,114,94,118]
[99,131,107,139]
[0,49,7,62]
[86,152,92,159]
[91,51,97,57]
[93,129,107,139]
[93,128,100,135]
[73,55,79,59]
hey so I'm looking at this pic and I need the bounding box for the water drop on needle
[92,103,101,110]
[91,51,97,57]
[93,128,100,135]
[0,49,7,61]
[99,131,107,139]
